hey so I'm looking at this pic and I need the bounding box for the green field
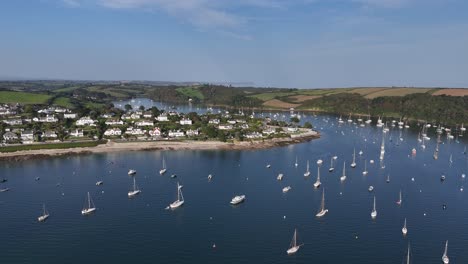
[176,87,205,100]
[52,97,74,108]
[0,91,51,104]
[0,140,106,153]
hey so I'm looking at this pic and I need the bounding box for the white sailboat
[442,240,449,264]
[396,190,402,205]
[282,186,292,193]
[329,157,334,172]
[338,115,344,124]
[313,166,321,188]
[304,160,310,177]
[362,160,368,175]
[286,228,303,255]
[128,177,141,198]
[159,157,167,175]
[371,196,377,219]
[294,156,298,168]
[316,189,328,217]
[128,169,136,175]
[169,182,184,209]
[277,173,284,181]
[37,204,49,222]
[402,218,408,235]
[351,148,356,168]
[81,192,96,215]
[340,161,347,182]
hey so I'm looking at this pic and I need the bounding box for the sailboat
[313,166,321,188]
[37,204,49,222]
[81,192,96,215]
[340,161,347,182]
[159,157,167,175]
[347,113,352,123]
[316,189,328,217]
[371,196,377,219]
[396,190,402,205]
[329,157,334,172]
[128,169,136,175]
[128,177,141,198]
[169,182,184,209]
[294,156,298,168]
[386,174,390,183]
[351,148,356,168]
[338,115,344,124]
[362,160,368,175]
[402,218,408,235]
[304,160,310,177]
[286,228,303,255]
[449,154,453,164]
[442,240,449,264]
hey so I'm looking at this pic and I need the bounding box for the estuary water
[1,109,467,263]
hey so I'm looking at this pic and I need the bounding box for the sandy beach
[0,130,319,161]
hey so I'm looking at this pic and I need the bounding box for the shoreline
[0,130,319,162]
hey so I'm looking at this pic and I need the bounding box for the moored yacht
[230,195,246,205]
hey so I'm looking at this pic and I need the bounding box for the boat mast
[321,189,325,211]
[88,192,91,209]
[343,161,346,176]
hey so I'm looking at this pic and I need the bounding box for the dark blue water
[1,115,467,264]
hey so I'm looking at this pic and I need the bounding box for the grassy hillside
[0,91,51,104]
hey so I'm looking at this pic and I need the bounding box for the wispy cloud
[352,0,411,8]
[62,0,81,7]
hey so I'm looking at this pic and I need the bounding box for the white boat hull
[340,176,346,182]
[313,181,321,188]
[316,209,328,217]
[230,195,246,205]
[128,190,141,198]
[81,207,96,215]
[159,169,167,175]
[170,200,184,209]
[287,246,300,255]
[402,228,407,235]
[371,211,377,219]
[38,214,49,222]
[303,172,310,177]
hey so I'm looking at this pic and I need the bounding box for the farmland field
[262,99,300,109]
[0,91,51,104]
[364,88,433,98]
[432,88,468,96]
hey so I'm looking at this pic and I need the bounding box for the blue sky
[1,0,467,88]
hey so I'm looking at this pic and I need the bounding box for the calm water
[1,114,467,264]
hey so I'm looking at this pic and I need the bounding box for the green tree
[124,104,132,111]
[303,122,313,129]
[139,105,145,111]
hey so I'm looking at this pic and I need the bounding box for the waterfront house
[2,118,22,125]
[168,130,185,138]
[2,131,18,143]
[125,127,145,135]
[43,131,58,138]
[245,132,263,139]
[287,127,298,133]
[70,129,84,137]
[262,128,276,135]
[130,112,141,119]
[186,129,199,136]
[104,128,122,136]
[148,127,161,137]
[143,111,153,118]
[33,114,58,123]
[21,130,34,143]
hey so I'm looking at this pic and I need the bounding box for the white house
[208,119,220,125]
[76,116,96,126]
[130,113,141,119]
[125,127,145,135]
[63,113,77,119]
[2,119,22,125]
[54,108,67,113]
[104,128,122,136]
[70,129,84,137]
[180,118,192,125]
[0,109,16,115]
[143,111,153,118]
[262,128,276,135]
[228,120,237,124]
[218,124,233,130]
[186,129,199,136]
[21,130,34,143]
[136,120,153,127]
[287,127,298,132]
[101,113,115,118]
[168,130,185,138]
[105,119,124,126]
[33,114,58,123]
[157,114,169,122]
[245,132,263,139]
[3,131,18,142]
[43,131,58,138]
[148,127,161,137]
[240,124,249,129]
